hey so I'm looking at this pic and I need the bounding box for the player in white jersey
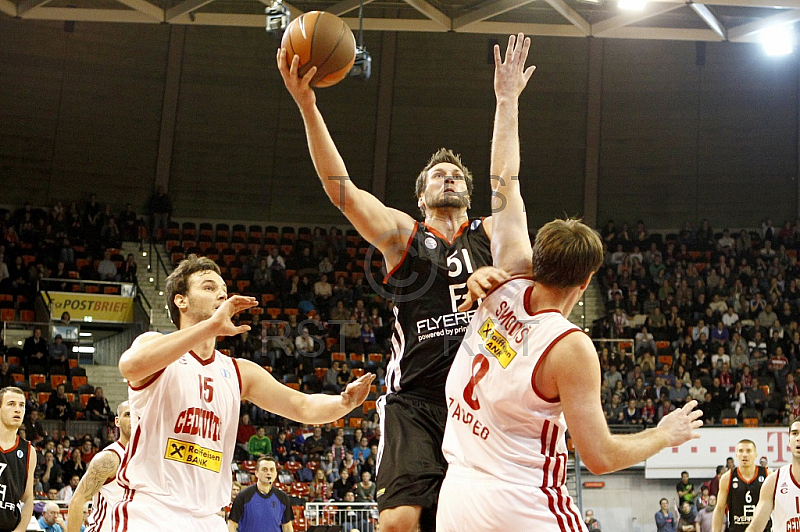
[745,419,800,532]
[113,255,374,531]
[437,33,704,531]
[66,401,131,532]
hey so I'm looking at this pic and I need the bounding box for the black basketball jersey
[0,436,30,531]
[727,466,769,532]
[384,219,492,405]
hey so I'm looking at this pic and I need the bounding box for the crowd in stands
[595,217,800,428]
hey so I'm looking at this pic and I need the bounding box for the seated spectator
[38,501,66,532]
[120,253,137,283]
[622,399,642,425]
[61,448,86,480]
[353,436,371,465]
[303,426,328,457]
[78,438,96,463]
[248,426,273,460]
[635,326,656,357]
[97,250,118,281]
[323,361,341,393]
[309,468,331,502]
[46,384,73,421]
[23,327,49,376]
[332,468,357,501]
[746,377,768,411]
[48,335,69,376]
[320,450,340,483]
[85,387,113,421]
[355,471,376,502]
[604,393,624,424]
[688,379,707,402]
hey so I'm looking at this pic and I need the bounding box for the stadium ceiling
[1,0,799,42]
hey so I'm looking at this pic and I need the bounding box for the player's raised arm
[489,33,536,277]
[277,49,414,268]
[744,472,776,532]
[119,293,256,386]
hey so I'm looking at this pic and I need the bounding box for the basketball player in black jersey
[278,45,509,531]
[713,439,770,532]
[0,386,36,532]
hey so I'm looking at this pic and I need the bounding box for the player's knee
[379,507,420,532]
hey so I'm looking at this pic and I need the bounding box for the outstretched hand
[341,373,376,410]
[276,48,318,111]
[458,266,510,311]
[657,399,704,447]
[494,33,536,102]
[211,295,258,337]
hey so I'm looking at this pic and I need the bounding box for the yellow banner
[164,438,223,472]
[46,292,134,323]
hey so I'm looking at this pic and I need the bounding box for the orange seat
[331,418,344,428]
[68,359,78,369]
[315,368,327,381]
[37,392,50,404]
[0,309,15,322]
[51,375,67,388]
[743,418,759,427]
[242,460,257,472]
[71,376,88,388]
[29,374,46,387]
[368,353,383,364]
[11,373,24,384]
[7,356,20,366]
[351,368,364,378]
[363,400,376,413]
[79,394,91,407]
[350,353,364,364]
[722,417,737,426]
[19,310,35,322]
[349,417,363,428]
[332,352,346,362]
[286,382,300,390]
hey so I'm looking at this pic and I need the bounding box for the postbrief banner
[46,292,134,323]
[645,427,793,479]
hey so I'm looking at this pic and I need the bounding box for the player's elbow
[577,446,617,475]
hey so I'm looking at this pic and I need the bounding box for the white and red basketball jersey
[772,464,800,530]
[442,278,582,488]
[86,440,125,532]
[116,350,241,517]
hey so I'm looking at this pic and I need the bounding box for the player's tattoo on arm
[76,452,119,499]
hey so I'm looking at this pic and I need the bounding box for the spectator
[48,335,69,376]
[119,203,139,241]
[57,474,80,503]
[309,468,331,502]
[655,498,677,532]
[97,250,118,281]
[38,501,65,532]
[584,509,601,531]
[46,384,73,421]
[355,470,376,502]
[677,500,696,532]
[248,426,273,460]
[62,448,86,480]
[676,471,695,504]
[332,468,357,501]
[120,253,138,283]
[353,436,371,464]
[148,185,172,242]
[23,327,49,376]
[85,387,113,421]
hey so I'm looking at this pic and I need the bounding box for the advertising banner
[46,292,134,323]
[645,426,793,479]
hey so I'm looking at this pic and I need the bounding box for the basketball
[281,11,357,88]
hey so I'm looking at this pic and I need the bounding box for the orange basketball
[281,11,356,88]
